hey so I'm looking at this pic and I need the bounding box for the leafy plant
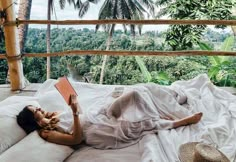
[156,0,236,50]
[135,56,171,85]
[199,36,236,87]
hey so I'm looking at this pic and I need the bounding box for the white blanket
[35,74,236,161]
[1,74,236,162]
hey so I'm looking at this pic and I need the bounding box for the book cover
[54,77,78,105]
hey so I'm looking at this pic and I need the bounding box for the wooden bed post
[0,0,25,90]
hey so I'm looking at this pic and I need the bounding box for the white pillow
[0,131,74,162]
[0,101,40,154]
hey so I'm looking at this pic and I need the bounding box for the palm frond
[155,0,172,6]
[137,0,156,17]
[78,1,90,17]
[124,0,138,16]
[59,0,66,9]
[111,0,119,19]
[67,0,76,5]
[98,0,113,19]
[88,0,101,4]
[155,7,168,18]
[118,0,131,19]
[75,0,82,8]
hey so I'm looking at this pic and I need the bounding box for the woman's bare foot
[185,112,203,125]
[173,112,203,128]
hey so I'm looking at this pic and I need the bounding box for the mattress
[0,74,236,162]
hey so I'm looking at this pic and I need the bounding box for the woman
[17,92,203,149]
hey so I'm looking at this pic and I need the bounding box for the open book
[54,77,78,105]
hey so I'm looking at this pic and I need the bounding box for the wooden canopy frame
[0,0,236,90]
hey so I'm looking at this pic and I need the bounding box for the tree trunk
[18,0,32,52]
[6,0,32,85]
[46,1,51,79]
[99,24,115,84]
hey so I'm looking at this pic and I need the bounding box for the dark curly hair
[17,106,42,134]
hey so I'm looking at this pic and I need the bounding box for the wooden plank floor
[0,84,236,102]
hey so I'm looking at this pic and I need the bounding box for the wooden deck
[0,84,236,102]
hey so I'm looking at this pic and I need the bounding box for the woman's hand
[45,112,57,119]
[70,94,78,114]
[43,117,60,130]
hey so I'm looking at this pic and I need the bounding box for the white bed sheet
[1,74,236,162]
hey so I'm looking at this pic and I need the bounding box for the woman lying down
[17,91,203,149]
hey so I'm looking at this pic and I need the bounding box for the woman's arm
[39,94,83,145]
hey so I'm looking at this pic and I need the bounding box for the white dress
[56,110,85,134]
[55,91,175,149]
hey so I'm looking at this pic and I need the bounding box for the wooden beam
[0,50,236,59]
[4,19,236,26]
[0,0,25,90]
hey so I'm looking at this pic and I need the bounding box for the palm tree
[18,0,32,52]
[79,0,156,84]
[46,0,77,79]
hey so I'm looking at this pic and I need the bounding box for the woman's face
[27,105,49,127]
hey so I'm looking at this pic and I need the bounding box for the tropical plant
[78,0,156,84]
[135,56,171,85]
[199,36,236,87]
[156,0,236,50]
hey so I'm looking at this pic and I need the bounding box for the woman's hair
[16,106,42,134]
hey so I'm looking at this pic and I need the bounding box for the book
[54,77,78,105]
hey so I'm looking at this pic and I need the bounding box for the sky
[15,0,231,33]
[14,0,173,32]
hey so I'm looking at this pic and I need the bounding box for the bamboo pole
[4,19,236,26]
[0,0,25,90]
[0,50,236,59]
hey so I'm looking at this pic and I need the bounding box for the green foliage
[199,37,236,87]
[156,0,235,50]
[0,28,235,88]
[135,56,152,82]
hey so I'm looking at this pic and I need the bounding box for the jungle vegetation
[0,27,235,87]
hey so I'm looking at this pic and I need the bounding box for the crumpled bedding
[1,74,236,162]
[34,73,236,162]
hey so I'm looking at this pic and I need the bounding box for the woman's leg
[85,118,160,149]
[172,112,203,128]
[107,91,138,119]
[85,112,202,149]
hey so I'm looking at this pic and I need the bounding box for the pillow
[0,101,40,154]
[0,131,74,162]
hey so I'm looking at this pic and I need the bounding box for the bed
[0,74,236,162]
